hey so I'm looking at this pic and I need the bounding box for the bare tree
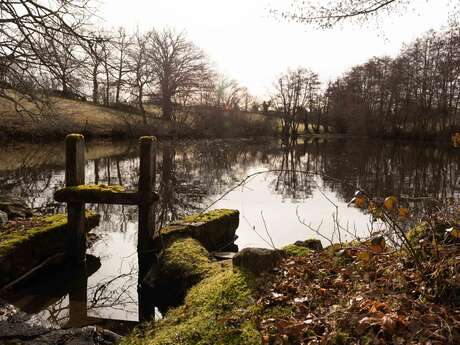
[278,0,405,27]
[214,75,245,111]
[325,22,460,138]
[148,29,209,121]
[274,1,458,28]
[112,27,132,104]
[128,30,154,123]
[0,0,93,116]
[37,32,84,98]
[273,67,321,137]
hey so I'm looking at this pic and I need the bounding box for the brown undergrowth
[256,238,459,345]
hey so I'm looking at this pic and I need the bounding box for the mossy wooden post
[65,134,86,263]
[138,136,156,281]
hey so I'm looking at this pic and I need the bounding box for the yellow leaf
[357,251,372,263]
[398,207,410,219]
[452,133,460,147]
[384,196,397,210]
[370,236,385,253]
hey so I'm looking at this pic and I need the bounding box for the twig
[261,211,276,249]
[296,206,333,246]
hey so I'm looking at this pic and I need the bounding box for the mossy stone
[144,237,213,310]
[155,209,239,252]
[232,247,284,275]
[122,265,261,345]
[0,211,100,287]
[283,244,312,257]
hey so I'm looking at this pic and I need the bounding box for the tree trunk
[138,85,146,124]
[62,75,68,97]
[104,67,110,106]
[92,63,99,105]
[304,111,309,134]
[162,95,173,121]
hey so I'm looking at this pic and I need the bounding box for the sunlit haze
[100,0,452,97]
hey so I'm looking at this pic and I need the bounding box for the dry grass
[0,93,164,139]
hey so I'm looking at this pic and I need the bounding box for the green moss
[329,332,350,345]
[259,304,295,319]
[55,184,125,199]
[0,211,98,258]
[66,133,85,141]
[183,209,238,224]
[155,209,239,252]
[122,266,261,345]
[158,223,190,236]
[282,244,312,257]
[162,237,212,279]
[0,211,99,286]
[0,214,66,256]
[139,136,157,142]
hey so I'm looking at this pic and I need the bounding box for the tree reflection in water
[1,137,459,331]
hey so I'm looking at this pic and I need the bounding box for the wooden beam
[54,189,158,205]
[65,134,86,263]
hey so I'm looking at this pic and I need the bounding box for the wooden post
[65,134,86,263]
[138,136,156,281]
[68,263,88,327]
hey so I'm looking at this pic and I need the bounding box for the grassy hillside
[0,95,170,140]
[0,94,328,141]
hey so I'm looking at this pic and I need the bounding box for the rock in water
[232,248,284,275]
[0,195,33,219]
[0,210,7,225]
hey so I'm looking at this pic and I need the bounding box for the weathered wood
[54,189,158,205]
[138,136,156,281]
[65,134,85,187]
[65,134,86,263]
[53,133,160,324]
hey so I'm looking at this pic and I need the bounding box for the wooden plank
[54,189,158,205]
[65,134,86,263]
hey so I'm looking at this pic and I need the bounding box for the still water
[1,137,458,332]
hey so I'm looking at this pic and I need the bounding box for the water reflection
[1,137,459,330]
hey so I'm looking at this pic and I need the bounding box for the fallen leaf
[398,207,410,219]
[384,196,398,210]
[357,251,372,263]
[370,236,386,253]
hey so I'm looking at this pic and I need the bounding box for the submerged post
[138,136,156,281]
[65,134,86,263]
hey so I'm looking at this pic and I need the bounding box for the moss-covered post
[138,136,156,278]
[65,134,86,263]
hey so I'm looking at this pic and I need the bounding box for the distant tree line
[270,23,460,139]
[325,23,460,138]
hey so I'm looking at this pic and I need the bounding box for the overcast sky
[99,0,453,98]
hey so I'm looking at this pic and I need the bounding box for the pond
[1,137,459,333]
